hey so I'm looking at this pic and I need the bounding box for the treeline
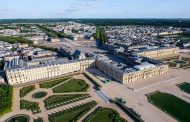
[0,36,33,44]
[0,84,13,116]
[78,19,190,28]
[1,19,190,28]
[36,25,67,38]
[0,36,58,52]
[94,27,107,44]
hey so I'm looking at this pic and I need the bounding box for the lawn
[48,101,97,122]
[84,107,127,122]
[40,77,70,88]
[0,84,13,116]
[177,82,190,94]
[44,94,90,109]
[53,79,89,93]
[20,85,35,98]
[20,100,40,113]
[147,91,190,122]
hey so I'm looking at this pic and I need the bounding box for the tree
[94,26,107,44]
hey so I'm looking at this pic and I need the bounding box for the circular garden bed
[6,114,29,122]
[32,91,47,99]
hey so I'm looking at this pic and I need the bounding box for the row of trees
[94,27,107,44]
[0,36,59,52]
[36,25,67,38]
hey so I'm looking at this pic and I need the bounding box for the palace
[5,58,95,85]
[5,47,178,85]
[96,56,168,84]
[136,47,179,60]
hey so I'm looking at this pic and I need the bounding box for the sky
[0,0,189,19]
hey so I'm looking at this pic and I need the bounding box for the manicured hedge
[115,99,143,122]
[20,85,35,98]
[20,100,40,113]
[83,73,102,89]
[39,77,70,88]
[0,84,13,116]
[83,107,127,122]
[48,101,97,122]
[53,79,89,93]
[44,94,90,109]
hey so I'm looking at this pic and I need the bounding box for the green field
[147,91,190,122]
[40,77,70,88]
[20,100,40,113]
[84,107,127,122]
[48,101,97,122]
[53,79,89,93]
[177,82,190,94]
[0,84,13,116]
[20,85,35,98]
[44,94,90,109]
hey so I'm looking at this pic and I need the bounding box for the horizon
[0,0,189,19]
[0,18,190,20]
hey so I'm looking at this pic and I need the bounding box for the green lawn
[20,85,35,98]
[147,91,190,122]
[84,107,127,122]
[20,100,40,113]
[177,82,190,94]
[53,79,89,93]
[44,94,90,109]
[40,77,70,88]
[0,84,13,116]
[48,101,97,122]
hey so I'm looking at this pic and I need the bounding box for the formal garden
[2,74,128,122]
[48,101,97,122]
[44,94,90,109]
[53,78,90,93]
[147,91,190,122]
[20,85,35,98]
[20,100,41,113]
[177,82,190,94]
[83,107,127,122]
[39,77,70,88]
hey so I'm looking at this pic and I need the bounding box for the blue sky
[0,0,189,19]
